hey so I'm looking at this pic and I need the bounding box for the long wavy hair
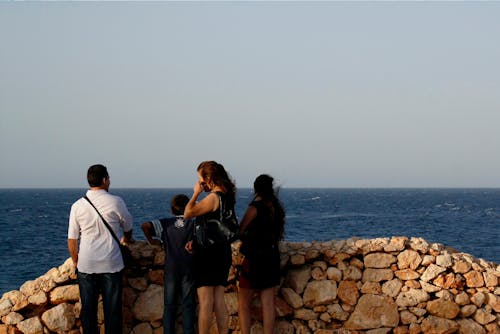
[197,161,236,207]
[253,174,285,241]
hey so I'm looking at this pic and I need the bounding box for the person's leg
[197,286,215,334]
[260,288,276,334]
[213,285,228,334]
[78,272,100,334]
[100,272,123,334]
[163,272,177,334]
[238,287,254,334]
[180,274,196,334]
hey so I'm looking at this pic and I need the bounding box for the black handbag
[83,196,133,268]
[194,194,239,247]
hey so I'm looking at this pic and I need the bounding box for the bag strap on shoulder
[83,196,121,247]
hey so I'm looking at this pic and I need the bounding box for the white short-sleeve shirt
[68,189,133,274]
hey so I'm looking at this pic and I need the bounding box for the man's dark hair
[171,194,189,216]
[87,164,109,187]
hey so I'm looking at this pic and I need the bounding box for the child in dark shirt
[142,194,196,334]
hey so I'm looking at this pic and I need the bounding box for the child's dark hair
[171,194,189,216]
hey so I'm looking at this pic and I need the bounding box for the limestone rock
[343,265,363,281]
[49,284,79,304]
[396,269,420,281]
[382,279,403,298]
[303,280,337,307]
[326,267,342,282]
[41,303,75,332]
[464,271,485,288]
[426,299,460,319]
[2,312,23,325]
[131,322,153,334]
[344,294,399,330]
[384,236,408,252]
[457,318,486,334]
[460,305,477,318]
[224,292,238,316]
[285,267,311,294]
[294,308,318,321]
[473,308,496,325]
[337,280,359,306]
[420,316,458,334]
[452,261,471,274]
[397,250,422,270]
[362,269,394,282]
[132,284,163,321]
[16,316,44,334]
[421,264,446,282]
[436,254,453,268]
[0,298,13,317]
[409,238,430,254]
[396,289,430,307]
[281,288,303,309]
[364,253,397,269]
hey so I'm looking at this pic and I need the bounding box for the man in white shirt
[68,164,133,334]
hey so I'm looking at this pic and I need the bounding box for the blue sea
[1,188,499,295]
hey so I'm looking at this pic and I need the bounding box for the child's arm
[141,221,162,246]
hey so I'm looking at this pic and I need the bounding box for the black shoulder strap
[83,196,121,246]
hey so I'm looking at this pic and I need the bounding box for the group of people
[67,161,286,334]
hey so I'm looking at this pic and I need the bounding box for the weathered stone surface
[400,310,417,325]
[426,299,460,319]
[294,308,318,321]
[2,312,23,325]
[382,279,403,298]
[224,292,238,316]
[362,269,394,282]
[397,250,422,270]
[0,298,13,317]
[473,308,496,325]
[454,292,470,306]
[464,271,485,288]
[326,267,342,281]
[421,264,446,282]
[275,297,293,317]
[132,284,163,321]
[420,316,458,334]
[327,303,349,321]
[460,305,477,318]
[436,254,453,268]
[362,282,382,294]
[131,322,153,334]
[303,280,337,307]
[337,280,359,306]
[396,289,430,307]
[409,238,429,253]
[453,261,472,274]
[384,237,408,252]
[41,303,75,332]
[49,284,79,304]
[27,291,47,306]
[343,265,363,281]
[486,293,500,312]
[16,316,44,334]
[471,292,486,307]
[396,269,420,281]
[457,318,486,334]
[344,294,399,330]
[364,253,397,268]
[281,288,303,309]
[285,267,311,294]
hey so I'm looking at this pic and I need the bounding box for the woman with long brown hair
[184,161,236,334]
[237,174,285,334]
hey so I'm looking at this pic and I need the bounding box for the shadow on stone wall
[1,237,499,334]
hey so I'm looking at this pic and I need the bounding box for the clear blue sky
[1,2,499,188]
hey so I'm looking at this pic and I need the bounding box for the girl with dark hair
[238,174,285,334]
[184,161,236,334]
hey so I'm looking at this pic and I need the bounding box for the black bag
[83,196,133,268]
[194,194,239,247]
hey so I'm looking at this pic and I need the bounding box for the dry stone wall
[1,236,499,334]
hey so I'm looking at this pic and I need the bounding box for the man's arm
[68,239,79,267]
[141,222,161,246]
